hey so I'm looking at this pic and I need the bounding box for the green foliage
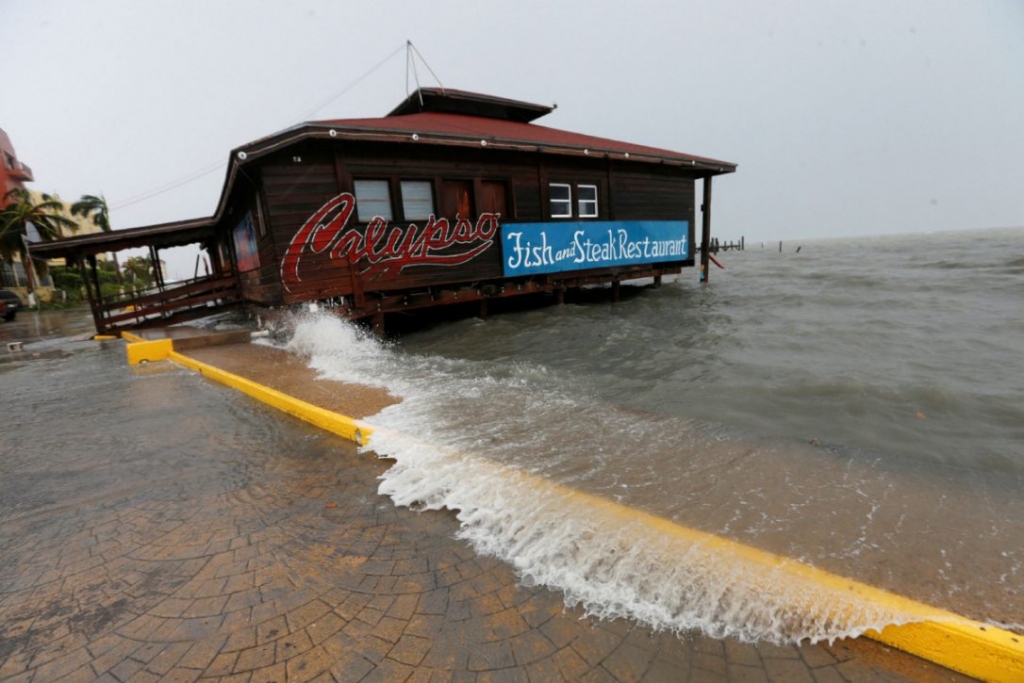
[70,194,123,283]
[99,281,122,300]
[96,265,120,286]
[50,266,83,291]
[48,262,125,303]
[39,297,84,310]
[0,189,78,270]
[122,256,154,291]
[49,266,84,303]
[69,194,111,233]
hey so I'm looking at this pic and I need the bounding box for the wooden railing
[94,275,240,333]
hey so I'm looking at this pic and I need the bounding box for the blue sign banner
[501,221,689,277]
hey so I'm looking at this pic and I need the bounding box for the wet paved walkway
[0,336,974,682]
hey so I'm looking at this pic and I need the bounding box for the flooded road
[0,325,974,681]
[0,307,96,357]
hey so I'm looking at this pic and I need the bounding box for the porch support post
[700,176,713,283]
[149,245,165,290]
[372,310,385,338]
[84,254,106,333]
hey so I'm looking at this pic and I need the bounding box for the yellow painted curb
[872,619,1022,683]
[168,349,373,446]
[123,334,371,445]
[122,334,1024,682]
[126,338,173,365]
[507,465,1024,682]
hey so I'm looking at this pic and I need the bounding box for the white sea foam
[370,425,917,644]
[285,312,396,389]
[282,312,919,644]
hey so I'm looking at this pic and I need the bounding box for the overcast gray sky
[3,0,1022,278]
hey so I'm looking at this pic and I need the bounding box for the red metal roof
[306,111,735,171]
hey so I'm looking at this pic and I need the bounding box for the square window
[578,185,598,218]
[400,180,435,221]
[549,183,572,218]
[353,179,393,221]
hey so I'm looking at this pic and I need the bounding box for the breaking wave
[282,312,920,644]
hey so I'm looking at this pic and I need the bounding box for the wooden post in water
[700,176,713,283]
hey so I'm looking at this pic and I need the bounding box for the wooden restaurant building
[34,88,736,335]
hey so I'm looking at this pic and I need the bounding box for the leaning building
[35,89,736,334]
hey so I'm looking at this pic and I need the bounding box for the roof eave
[231,123,737,176]
[30,217,218,258]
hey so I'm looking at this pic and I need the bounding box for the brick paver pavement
[0,341,975,682]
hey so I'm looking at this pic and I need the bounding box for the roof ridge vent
[387,88,554,123]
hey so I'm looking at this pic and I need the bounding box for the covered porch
[30,217,240,335]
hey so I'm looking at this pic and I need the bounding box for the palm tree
[69,194,111,232]
[0,188,78,289]
[122,255,154,292]
[70,193,121,280]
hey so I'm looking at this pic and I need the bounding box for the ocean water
[284,226,1024,644]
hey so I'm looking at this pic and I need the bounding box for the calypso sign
[280,194,689,292]
[281,193,500,292]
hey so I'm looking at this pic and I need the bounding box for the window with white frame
[578,184,598,218]
[400,180,434,221]
[353,179,393,221]
[549,183,572,218]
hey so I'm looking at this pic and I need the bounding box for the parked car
[1,290,21,321]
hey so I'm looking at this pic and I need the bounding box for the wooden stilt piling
[700,177,713,282]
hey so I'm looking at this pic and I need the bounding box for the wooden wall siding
[260,153,346,304]
[511,179,541,220]
[254,183,281,299]
[248,140,700,307]
[218,184,284,303]
[609,168,694,222]
[476,180,508,217]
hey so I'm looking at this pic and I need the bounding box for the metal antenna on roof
[406,40,445,105]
